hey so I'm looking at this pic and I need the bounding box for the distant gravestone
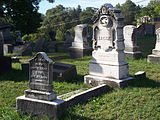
[69,24,92,58]
[15,31,23,45]
[49,31,56,41]
[16,52,66,119]
[63,31,74,51]
[84,3,132,88]
[34,38,47,52]
[148,28,160,63]
[124,25,142,59]
[18,43,33,56]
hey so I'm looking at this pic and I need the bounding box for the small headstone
[124,25,142,59]
[148,28,160,63]
[53,62,77,82]
[69,24,92,58]
[34,38,47,52]
[16,52,66,119]
[84,3,133,88]
[63,31,74,51]
[135,71,146,79]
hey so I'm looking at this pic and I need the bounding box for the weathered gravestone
[16,52,66,119]
[3,44,13,54]
[17,42,33,56]
[0,31,12,74]
[48,41,58,52]
[148,28,160,63]
[34,38,47,52]
[124,25,142,59]
[63,31,74,51]
[69,24,92,58]
[84,3,133,88]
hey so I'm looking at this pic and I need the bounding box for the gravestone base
[84,75,133,88]
[0,56,12,74]
[25,90,57,101]
[16,96,66,120]
[148,54,160,64]
[125,51,142,59]
[69,47,92,58]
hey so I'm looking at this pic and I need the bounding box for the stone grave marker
[15,31,23,45]
[84,3,133,88]
[0,32,4,56]
[16,52,66,119]
[148,28,160,63]
[69,24,92,58]
[124,25,142,59]
[63,31,74,51]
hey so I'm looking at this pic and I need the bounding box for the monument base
[16,96,66,120]
[148,54,160,64]
[25,90,57,101]
[84,75,133,88]
[69,47,92,58]
[125,51,142,59]
[0,56,12,74]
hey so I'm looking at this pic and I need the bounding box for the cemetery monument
[123,25,142,59]
[84,3,132,88]
[69,24,92,58]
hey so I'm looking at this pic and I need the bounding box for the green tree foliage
[40,5,96,41]
[116,0,140,25]
[0,0,54,34]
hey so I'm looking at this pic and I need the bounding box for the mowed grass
[1,35,160,119]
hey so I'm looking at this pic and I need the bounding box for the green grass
[1,35,160,119]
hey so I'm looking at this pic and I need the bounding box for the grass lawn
[1,35,160,120]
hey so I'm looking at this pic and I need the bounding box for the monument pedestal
[84,75,133,88]
[16,96,66,120]
[148,49,160,64]
[69,47,92,58]
[125,51,142,59]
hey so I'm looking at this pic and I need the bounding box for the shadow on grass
[0,68,28,82]
[127,77,160,88]
[54,74,85,85]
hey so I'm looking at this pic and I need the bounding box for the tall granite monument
[84,4,132,88]
[123,25,142,59]
[16,52,66,119]
[148,28,160,63]
[69,24,92,58]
